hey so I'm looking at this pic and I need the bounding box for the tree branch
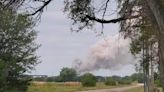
[27,0,52,16]
[86,15,140,23]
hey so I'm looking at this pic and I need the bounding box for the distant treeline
[31,73,145,83]
[30,72,161,86]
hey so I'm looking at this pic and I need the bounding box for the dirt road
[77,84,143,92]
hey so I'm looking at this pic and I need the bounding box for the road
[77,84,143,92]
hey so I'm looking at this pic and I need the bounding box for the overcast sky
[30,0,136,77]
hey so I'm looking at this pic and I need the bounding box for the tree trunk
[143,42,148,92]
[146,0,164,91]
[158,36,164,92]
[150,42,155,92]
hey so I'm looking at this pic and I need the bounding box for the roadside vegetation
[127,87,162,92]
[27,67,144,92]
[127,87,144,92]
[27,82,131,92]
[27,67,162,92]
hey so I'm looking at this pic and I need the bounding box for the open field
[27,82,163,92]
[27,82,131,92]
[126,86,144,92]
[77,84,143,92]
[127,86,162,92]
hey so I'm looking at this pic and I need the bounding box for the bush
[155,79,162,87]
[105,77,117,86]
[118,79,132,85]
[118,76,133,85]
[131,73,144,83]
[81,73,96,87]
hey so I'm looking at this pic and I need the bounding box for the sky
[30,0,136,77]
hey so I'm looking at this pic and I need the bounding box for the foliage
[59,67,77,82]
[105,77,117,86]
[110,75,134,85]
[155,79,162,87]
[0,9,39,92]
[131,73,144,83]
[0,0,53,17]
[33,77,48,82]
[106,76,134,85]
[154,72,162,87]
[27,82,119,92]
[96,76,106,82]
[81,73,96,87]
[46,77,56,82]
[64,0,95,31]
[111,76,122,82]
[118,79,132,85]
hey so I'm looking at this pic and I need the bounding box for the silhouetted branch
[86,15,140,23]
[27,0,52,16]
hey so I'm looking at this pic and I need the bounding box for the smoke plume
[73,35,135,73]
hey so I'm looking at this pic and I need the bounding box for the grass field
[27,82,127,92]
[126,86,144,92]
[28,82,162,92]
[127,86,162,92]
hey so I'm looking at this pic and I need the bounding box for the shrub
[81,73,96,87]
[118,79,132,85]
[118,76,133,85]
[105,77,117,86]
[155,79,162,87]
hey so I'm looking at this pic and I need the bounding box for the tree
[131,73,144,83]
[105,77,117,86]
[0,9,39,92]
[119,76,133,85]
[81,73,96,87]
[129,17,158,92]
[59,67,77,82]
[145,1,164,92]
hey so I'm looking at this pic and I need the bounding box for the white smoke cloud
[73,34,136,73]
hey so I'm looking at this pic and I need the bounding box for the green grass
[27,82,79,92]
[27,82,127,92]
[126,86,144,92]
[28,82,164,92]
[127,86,162,92]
